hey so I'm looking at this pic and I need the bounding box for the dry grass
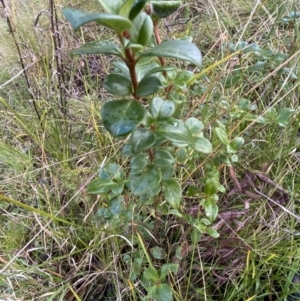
[0,0,299,300]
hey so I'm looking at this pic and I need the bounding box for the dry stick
[0,0,41,121]
[253,188,300,223]
[49,0,66,115]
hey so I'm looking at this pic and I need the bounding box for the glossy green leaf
[130,153,149,170]
[135,63,160,81]
[215,127,229,145]
[104,73,132,96]
[203,198,218,221]
[110,182,125,196]
[204,178,218,196]
[163,179,181,208]
[161,166,174,180]
[101,99,146,137]
[112,61,130,77]
[70,40,123,57]
[176,148,187,162]
[150,246,166,260]
[149,97,175,120]
[136,76,162,96]
[141,40,202,68]
[193,137,212,153]
[62,8,132,33]
[128,165,162,195]
[148,183,161,197]
[155,120,194,147]
[119,0,136,17]
[145,66,175,77]
[121,143,134,156]
[174,70,194,88]
[185,117,203,135]
[99,163,124,181]
[98,0,123,13]
[151,1,181,18]
[131,128,156,153]
[154,150,174,167]
[87,178,115,194]
[227,137,244,153]
[129,0,149,20]
[206,227,219,238]
[109,196,123,215]
[130,12,153,46]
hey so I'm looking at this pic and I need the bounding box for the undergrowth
[0,0,299,300]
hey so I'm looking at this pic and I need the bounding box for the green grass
[0,0,300,300]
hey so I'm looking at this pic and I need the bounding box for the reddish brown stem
[124,48,140,99]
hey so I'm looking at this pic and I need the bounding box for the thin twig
[1,0,41,121]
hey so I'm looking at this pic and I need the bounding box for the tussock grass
[0,0,299,300]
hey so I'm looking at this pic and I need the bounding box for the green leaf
[150,246,166,260]
[99,163,124,181]
[203,198,218,221]
[131,128,156,153]
[141,40,202,68]
[143,266,159,283]
[276,108,296,127]
[150,97,175,120]
[129,0,149,20]
[98,0,123,14]
[87,178,115,194]
[174,70,194,88]
[227,137,244,153]
[148,184,161,197]
[136,76,162,96]
[215,127,229,145]
[206,226,219,238]
[147,283,173,301]
[185,117,203,135]
[204,178,218,196]
[247,61,267,72]
[104,74,132,96]
[193,137,212,153]
[112,61,130,77]
[160,263,179,279]
[62,8,132,33]
[161,166,174,180]
[130,153,149,170]
[101,99,146,137]
[110,182,125,196]
[151,0,181,18]
[70,40,123,57]
[109,196,123,215]
[130,12,153,46]
[119,0,136,17]
[145,66,175,77]
[163,179,181,208]
[129,165,162,195]
[121,143,134,156]
[135,62,160,81]
[154,150,174,167]
[155,120,194,147]
[186,185,201,197]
